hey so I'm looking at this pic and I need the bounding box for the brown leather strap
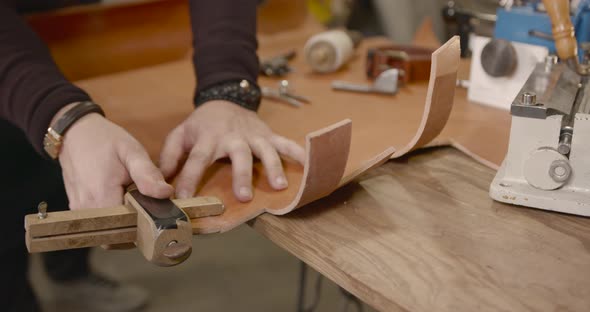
[52,101,105,136]
[366,45,433,83]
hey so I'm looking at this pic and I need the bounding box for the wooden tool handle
[543,0,577,60]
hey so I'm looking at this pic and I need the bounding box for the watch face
[43,134,60,159]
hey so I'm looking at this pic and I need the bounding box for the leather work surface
[74,27,508,233]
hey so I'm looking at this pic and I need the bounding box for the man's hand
[59,113,174,210]
[159,100,305,202]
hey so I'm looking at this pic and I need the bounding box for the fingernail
[239,187,252,200]
[276,176,288,188]
[158,180,172,189]
[177,190,191,199]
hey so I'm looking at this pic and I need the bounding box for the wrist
[194,79,261,112]
[44,101,105,159]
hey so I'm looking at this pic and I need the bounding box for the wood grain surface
[251,147,590,312]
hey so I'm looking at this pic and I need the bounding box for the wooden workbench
[250,147,590,312]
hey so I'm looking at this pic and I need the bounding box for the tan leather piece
[409,20,510,168]
[338,37,460,187]
[75,34,461,233]
[391,37,459,157]
[193,120,353,233]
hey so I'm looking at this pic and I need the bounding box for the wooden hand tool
[25,192,224,266]
[543,0,588,75]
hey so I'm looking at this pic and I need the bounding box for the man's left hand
[159,100,305,202]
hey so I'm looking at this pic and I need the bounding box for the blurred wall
[372,0,497,43]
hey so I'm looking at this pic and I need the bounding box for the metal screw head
[545,55,558,66]
[545,55,558,72]
[278,80,290,94]
[38,201,48,219]
[549,159,572,183]
[521,92,537,106]
[239,79,250,91]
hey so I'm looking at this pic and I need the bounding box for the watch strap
[44,101,104,159]
[366,45,433,83]
[194,79,261,112]
[52,101,105,136]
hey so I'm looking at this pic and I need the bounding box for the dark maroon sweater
[0,0,259,156]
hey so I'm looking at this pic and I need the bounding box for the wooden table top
[250,147,590,312]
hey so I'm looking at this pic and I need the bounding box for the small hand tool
[262,80,311,107]
[25,189,224,266]
[260,50,296,77]
[332,68,400,95]
[366,45,433,83]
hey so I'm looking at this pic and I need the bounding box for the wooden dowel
[543,0,578,60]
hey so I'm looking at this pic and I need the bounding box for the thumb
[125,146,174,198]
[159,126,185,179]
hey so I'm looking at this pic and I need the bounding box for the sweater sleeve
[0,2,91,156]
[189,0,259,93]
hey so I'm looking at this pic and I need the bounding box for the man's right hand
[58,113,173,210]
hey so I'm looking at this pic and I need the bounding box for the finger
[270,135,306,165]
[175,141,215,199]
[159,126,186,179]
[124,146,174,198]
[226,140,254,202]
[249,138,288,190]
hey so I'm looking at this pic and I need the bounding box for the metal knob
[163,240,192,262]
[38,201,48,219]
[545,55,559,72]
[549,159,572,183]
[558,127,573,155]
[545,55,558,66]
[521,92,537,106]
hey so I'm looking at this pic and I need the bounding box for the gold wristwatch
[43,101,105,159]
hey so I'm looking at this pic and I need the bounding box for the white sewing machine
[490,0,590,216]
[490,58,590,216]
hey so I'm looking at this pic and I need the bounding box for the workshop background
[27,0,496,311]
